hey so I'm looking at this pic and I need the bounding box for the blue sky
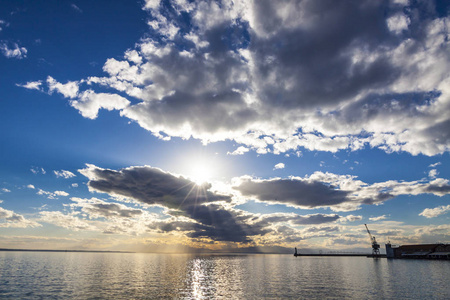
[0,0,449,252]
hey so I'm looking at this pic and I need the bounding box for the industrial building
[385,243,450,259]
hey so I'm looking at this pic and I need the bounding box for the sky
[0,0,449,253]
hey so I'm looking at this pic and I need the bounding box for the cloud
[227,146,249,155]
[339,215,363,223]
[0,20,8,31]
[16,81,42,91]
[234,176,352,210]
[47,76,79,98]
[0,42,27,59]
[386,13,410,34]
[54,191,69,197]
[27,1,450,156]
[37,189,69,199]
[429,162,441,168]
[70,197,144,219]
[233,171,450,211]
[70,4,82,13]
[39,211,95,231]
[428,169,439,179]
[419,204,450,218]
[369,215,388,221]
[54,170,76,179]
[79,164,355,243]
[1,188,11,193]
[31,167,46,175]
[0,207,41,228]
[71,90,130,119]
[79,164,231,208]
[273,163,285,170]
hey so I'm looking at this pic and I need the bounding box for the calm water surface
[0,252,448,299]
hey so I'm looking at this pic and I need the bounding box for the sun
[189,161,214,185]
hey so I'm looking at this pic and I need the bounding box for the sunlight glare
[189,161,214,185]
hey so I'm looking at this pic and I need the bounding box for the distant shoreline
[0,248,134,253]
[294,253,384,257]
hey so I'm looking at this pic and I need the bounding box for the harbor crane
[364,224,380,256]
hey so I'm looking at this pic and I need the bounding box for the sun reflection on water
[191,258,205,299]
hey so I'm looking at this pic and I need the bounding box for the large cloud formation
[79,164,358,243]
[233,172,450,211]
[78,164,450,244]
[26,0,450,156]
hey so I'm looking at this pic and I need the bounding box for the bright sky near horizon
[0,0,449,253]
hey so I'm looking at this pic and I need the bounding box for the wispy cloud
[53,170,76,179]
[70,4,82,13]
[0,42,27,59]
[37,189,69,199]
[16,81,42,91]
[31,167,46,175]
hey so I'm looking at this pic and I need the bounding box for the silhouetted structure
[386,243,450,259]
[364,224,380,257]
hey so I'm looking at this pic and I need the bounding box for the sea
[0,251,448,299]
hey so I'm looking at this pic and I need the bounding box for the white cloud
[71,183,78,188]
[54,191,69,197]
[429,162,441,168]
[274,163,285,170]
[228,146,250,155]
[27,184,35,189]
[31,167,46,175]
[419,204,450,218]
[16,81,42,90]
[1,188,11,193]
[143,0,161,10]
[0,207,41,228]
[369,215,388,221]
[70,90,130,119]
[387,13,410,34]
[47,76,79,98]
[54,170,76,179]
[39,211,95,231]
[428,169,439,179]
[37,189,69,199]
[124,49,142,65]
[0,42,27,59]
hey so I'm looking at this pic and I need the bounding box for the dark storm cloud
[80,165,267,242]
[80,164,231,209]
[251,0,400,109]
[79,165,354,242]
[71,198,144,219]
[424,181,450,195]
[234,177,350,208]
[257,213,340,225]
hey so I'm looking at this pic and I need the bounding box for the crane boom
[364,224,380,257]
[365,224,373,241]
